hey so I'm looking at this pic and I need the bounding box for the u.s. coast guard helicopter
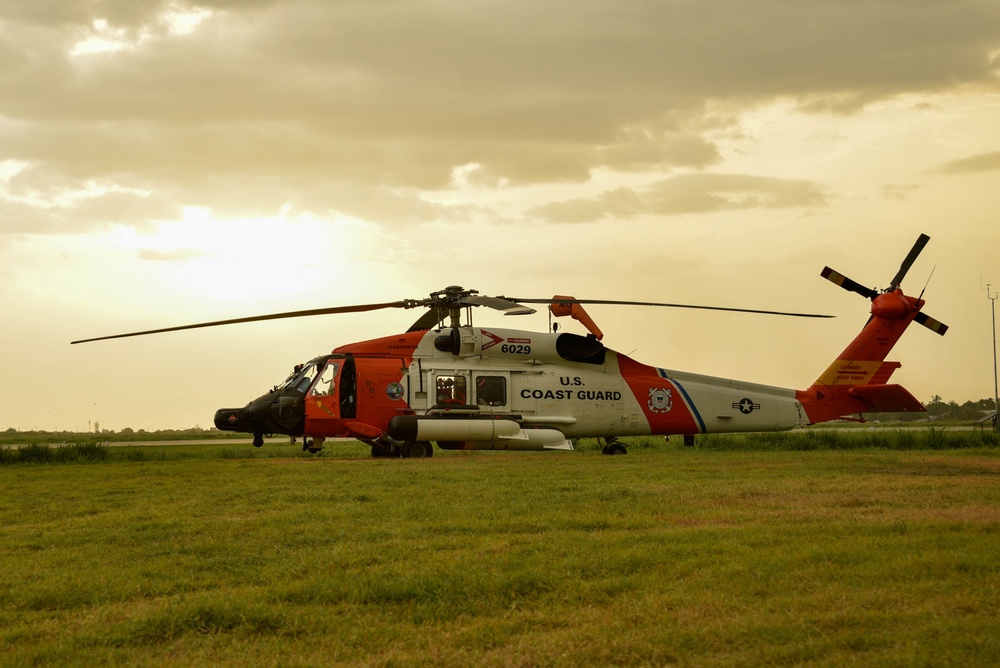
[73,235,947,457]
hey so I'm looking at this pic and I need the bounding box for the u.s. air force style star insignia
[648,387,673,413]
[733,398,761,414]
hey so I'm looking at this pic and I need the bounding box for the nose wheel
[600,438,628,455]
[302,437,324,454]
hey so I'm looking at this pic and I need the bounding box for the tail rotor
[820,233,947,336]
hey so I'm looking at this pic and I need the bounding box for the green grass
[3,428,998,467]
[1,444,998,666]
[694,428,1000,451]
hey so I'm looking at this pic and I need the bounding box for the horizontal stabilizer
[848,384,924,413]
[870,361,901,386]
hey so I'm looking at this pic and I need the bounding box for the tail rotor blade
[889,233,930,291]
[820,267,878,300]
[914,312,949,336]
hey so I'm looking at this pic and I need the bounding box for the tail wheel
[402,441,434,459]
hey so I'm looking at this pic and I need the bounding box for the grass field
[1,440,998,666]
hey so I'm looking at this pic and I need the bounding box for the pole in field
[983,279,999,433]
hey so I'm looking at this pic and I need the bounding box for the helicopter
[73,234,947,457]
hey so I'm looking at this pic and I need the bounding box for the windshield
[276,362,318,394]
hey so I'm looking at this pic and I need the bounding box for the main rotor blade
[71,301,407,344]
[820,267,879,300]
[889,233,930,291]
[407,308,443,332]
[507,297,833,319]
[461,295,536,315]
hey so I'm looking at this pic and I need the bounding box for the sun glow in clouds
[0,159,28,182]
[70,19,139,56]
[70,7,213,57]
[163,7,213,35]
[128,207,362,309]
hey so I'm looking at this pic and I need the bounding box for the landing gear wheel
[371,440,406,458]
[302,437,323,454]
[401,441,434,459]
[252,433,264,448]
[371,442,394,458]
[601,438,628,455]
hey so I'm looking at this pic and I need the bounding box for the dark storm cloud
[0,0,997,232]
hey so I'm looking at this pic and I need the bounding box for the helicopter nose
[214,406,253,432]
[214,392,306,436]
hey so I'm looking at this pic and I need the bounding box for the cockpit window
[278,362,318,394]
[293,375,314,394]
[310,361,340,397]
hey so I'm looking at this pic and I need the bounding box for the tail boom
[797,289,927,424]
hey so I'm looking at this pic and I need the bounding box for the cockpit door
[304,358,356,435]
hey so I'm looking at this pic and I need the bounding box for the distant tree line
[1,426,218,441]
[882,396,998,422]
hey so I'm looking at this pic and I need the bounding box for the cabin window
[436,375,468,405]
[476,376,507,407]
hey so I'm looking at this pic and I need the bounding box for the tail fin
[796,235,947,424]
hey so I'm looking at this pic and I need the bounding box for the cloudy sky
[2,0,999,432]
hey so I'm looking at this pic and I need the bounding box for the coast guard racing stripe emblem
[648,387,673,413]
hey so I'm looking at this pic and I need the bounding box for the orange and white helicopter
[73,234,947,457]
